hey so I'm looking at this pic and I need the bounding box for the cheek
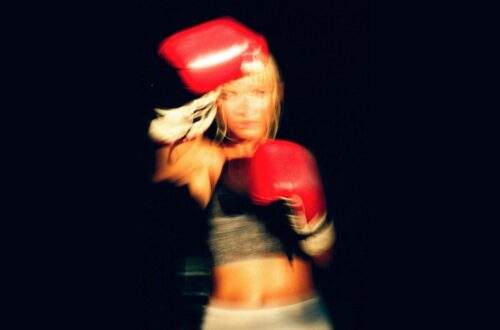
[260,100,274,123]
[217,100,235,119]
[252,97,272,117]
[258,98,271,111]
[218,105,233,126]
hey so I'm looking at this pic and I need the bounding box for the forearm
[312,246,334,268]
[152,137,224,207]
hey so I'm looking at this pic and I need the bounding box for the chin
[233,130,266,142]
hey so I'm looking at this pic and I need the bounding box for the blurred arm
[153,137,224,208]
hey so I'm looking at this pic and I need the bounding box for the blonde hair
[214,55,283,143]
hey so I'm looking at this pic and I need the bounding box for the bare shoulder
[204,139,226,170]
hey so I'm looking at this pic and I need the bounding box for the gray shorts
[201,296,333,330]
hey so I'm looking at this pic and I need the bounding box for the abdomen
[210,256,316,307]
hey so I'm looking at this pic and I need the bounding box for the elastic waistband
[205,296,323,316]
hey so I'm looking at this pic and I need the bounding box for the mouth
[237,120,259,129]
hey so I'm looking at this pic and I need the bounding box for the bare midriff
[209,255,316,308]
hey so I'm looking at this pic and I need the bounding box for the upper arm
[152,137,225,207]
[153,138,201,185]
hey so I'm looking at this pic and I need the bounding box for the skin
[153,74,331,307]
[218,76,271,146]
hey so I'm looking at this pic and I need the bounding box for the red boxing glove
[248,140,327,227]
[158,17,269,94]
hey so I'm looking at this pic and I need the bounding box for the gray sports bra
[206,177,288,266]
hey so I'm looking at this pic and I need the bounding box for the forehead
[222,69,275,91]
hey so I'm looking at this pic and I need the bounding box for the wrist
[299,221,336,257]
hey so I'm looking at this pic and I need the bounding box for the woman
[149,17,335,330]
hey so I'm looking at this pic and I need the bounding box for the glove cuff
[299,220,336,257]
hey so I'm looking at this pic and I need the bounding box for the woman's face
[217,76,273,143]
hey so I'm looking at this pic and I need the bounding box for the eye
[252,89,267,96]
[220,91,237,99]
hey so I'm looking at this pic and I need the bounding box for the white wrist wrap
[279,196,335,256]
[299,221,336,257]
[148,89,220,144]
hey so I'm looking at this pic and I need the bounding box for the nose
[236,95,251,115]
